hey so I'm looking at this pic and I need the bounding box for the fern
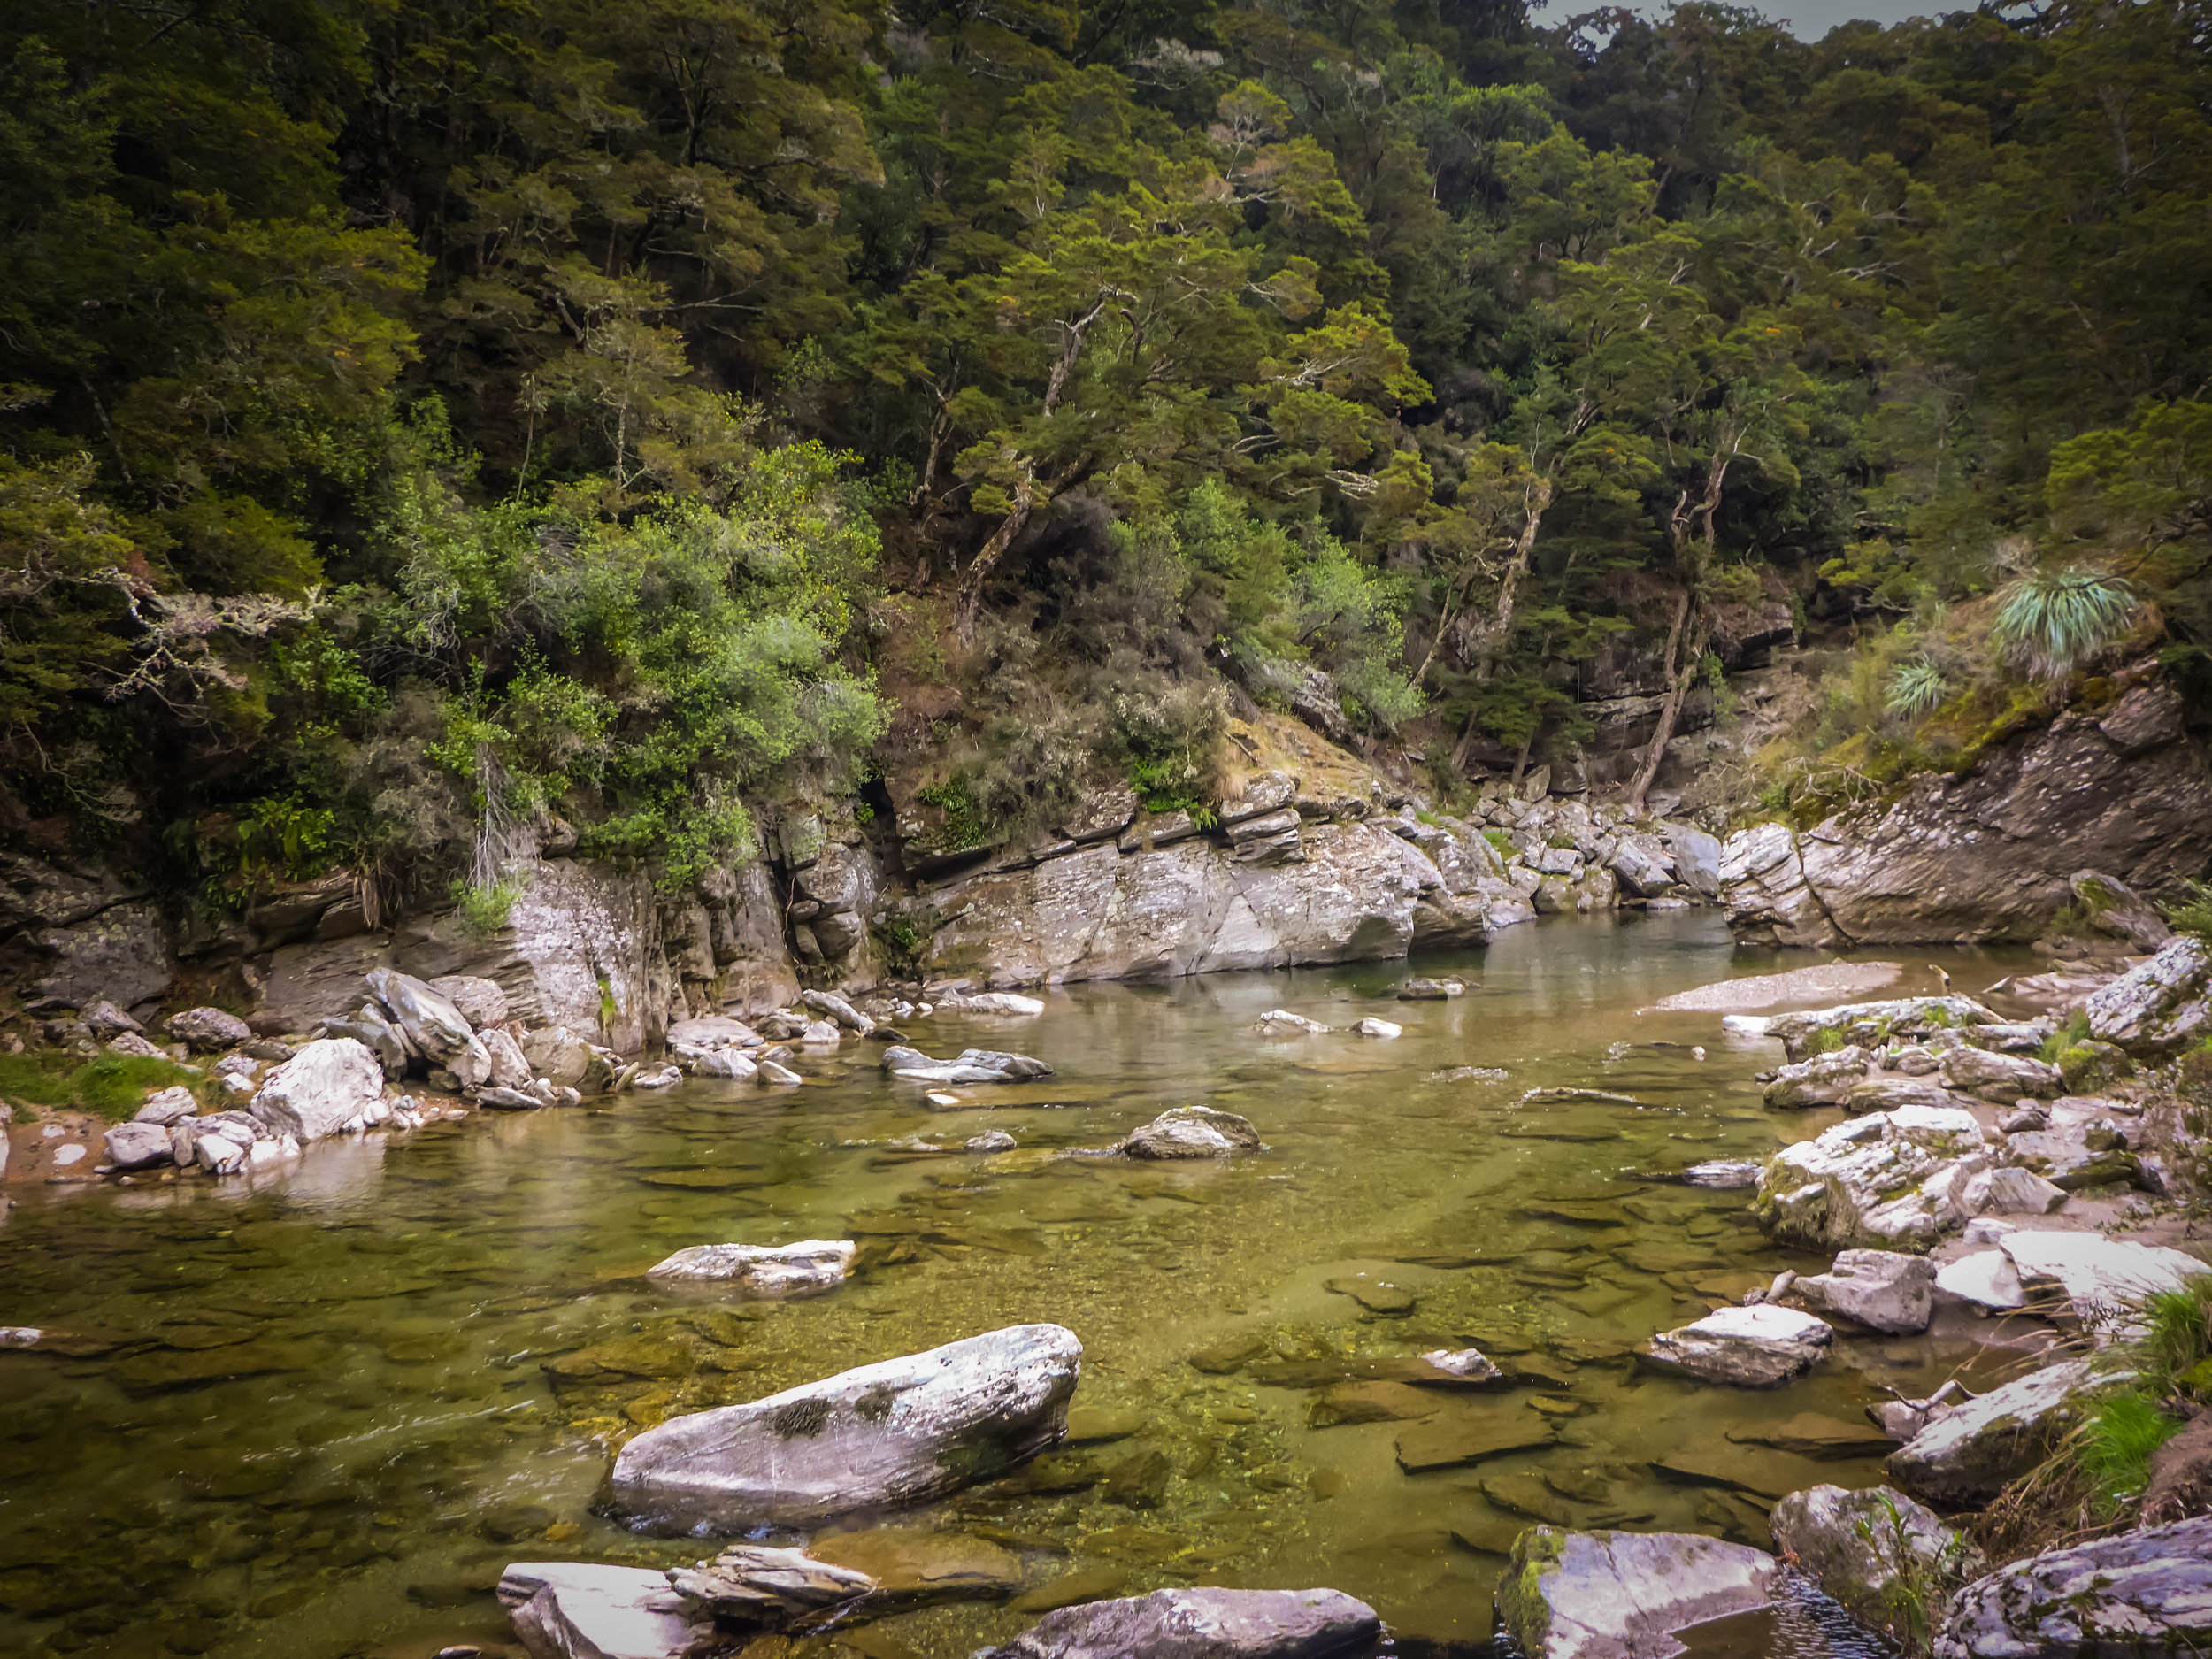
[1991,565,2139,680]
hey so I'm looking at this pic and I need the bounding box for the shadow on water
[0,911,2030,1657]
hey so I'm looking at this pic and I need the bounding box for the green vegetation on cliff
[2,0,2208,903]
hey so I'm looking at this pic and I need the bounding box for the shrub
[2167,879,2212,943]
[1886,657,1950,718]
[1991,565,2139,680]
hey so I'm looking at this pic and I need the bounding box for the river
[0,911,2034,1658]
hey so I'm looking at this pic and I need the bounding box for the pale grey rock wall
[1721,681,2210,948]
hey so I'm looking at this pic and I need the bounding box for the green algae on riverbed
[0,912,2036,1658]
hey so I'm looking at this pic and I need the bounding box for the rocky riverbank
[4,712,1731,1069]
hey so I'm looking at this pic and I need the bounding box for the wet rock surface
[980,1586,1382,1659]
[1495,1526,1784,1659]
[610,1324,1082,1530]
[1640,1304,1832,1388]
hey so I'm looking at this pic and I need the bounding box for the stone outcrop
[610,1324,1082,1532]
[1495,1527,1782,1659]
[1719,677,2211,948]
[980,1586,1382,1659]
[1755,1106,1993,1252]
[1887,1360,2124,1505]
[2085,936,2212,1056]
[1932,1516,2212,1658]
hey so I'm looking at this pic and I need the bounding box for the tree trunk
[951,472,1034,648]
[1625,590,1702,815]
[1472,475,1553,681]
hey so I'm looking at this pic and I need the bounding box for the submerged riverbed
[0,912,2037,1659]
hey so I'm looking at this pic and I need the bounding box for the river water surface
[0,912,2032,1658]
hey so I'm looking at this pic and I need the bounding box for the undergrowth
[0,1051,206,1120]
[1980,1273,2212,1557]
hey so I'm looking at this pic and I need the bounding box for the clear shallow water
[0,913,2031,1658]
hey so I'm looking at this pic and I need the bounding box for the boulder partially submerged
[1887,1360,2125,1505]
[979,1586,1381,1659]
[610,1324,1081,1531]
[499,1562,713,1659]
[1770,1484,1980,1642]
[1121,1106,1263,1160]
[1791,1249,1935,1334]
[248,1037,386,1141]
[1495,1527,1782,1659]
[645,1239,856,1295]
[1640,1304,1832,1388]
[882,1045,1053,1084]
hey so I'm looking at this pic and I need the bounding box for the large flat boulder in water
[1495,1526,1782,1659]
[1640,1304,1832,1388]
[1932,1516,2212,1658]
[499,1562,714,1659]
[645,1239,855,1294]
[610,1324,1081,1531]
[979,1586,1381,1659]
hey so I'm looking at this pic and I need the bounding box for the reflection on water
[0,913,2028,1658]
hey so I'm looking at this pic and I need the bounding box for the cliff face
[1721,680,2212,949]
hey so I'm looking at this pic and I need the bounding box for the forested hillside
[4,0,2208,921]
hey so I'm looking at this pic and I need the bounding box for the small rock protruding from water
[1640,1304,1832,1388]
[978,1586,1381,1659]
[1120,1106,1263,1160]
[646,1239,856,1294]
[1256,1009,1328,1036]
[1398,978,1464,1001]
[882,1045,1052,1084]
[1350,1017,1401,1039]
[1421,1347,1502,1383]
[1679,1159,1762,1188]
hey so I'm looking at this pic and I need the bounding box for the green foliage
[2039,1010,2093,1064]
[2080,1390,2181,1520]
[1886,659,1950,719]
[1850,1489,1978,1655]
[4,0,2209,921]
[0,1050,203,1120]
[1805,1027,1846,1056]
[2167,880,2212,944]
[1991,566,2141,680]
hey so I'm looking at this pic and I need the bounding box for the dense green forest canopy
[3,0,2208,911]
